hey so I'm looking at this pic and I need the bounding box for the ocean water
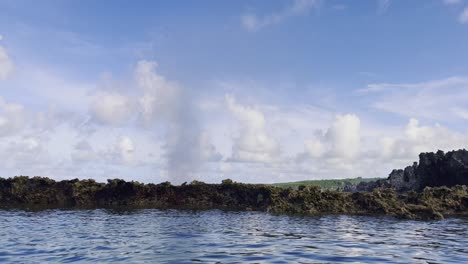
[0,209,466,263]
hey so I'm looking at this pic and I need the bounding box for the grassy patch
[272,177,383,190]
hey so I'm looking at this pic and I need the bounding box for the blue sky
[0,0,468,184]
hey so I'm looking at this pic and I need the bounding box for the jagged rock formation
[0,176,467,220]
[351,149,468,192]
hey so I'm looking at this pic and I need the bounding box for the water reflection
[0,209,466,263]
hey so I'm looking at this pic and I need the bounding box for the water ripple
[0,209,466,263]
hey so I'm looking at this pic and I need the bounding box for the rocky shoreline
[0,149,467,220]
[0,176,466,220]
[349,149,468,192]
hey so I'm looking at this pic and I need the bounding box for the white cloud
[451,107,468,120]
[241,0,319,31]
[459,7,468,23]
[443,0,462,5]
[0,45,13,80]
[326,114,361,159]
[90,91,135,126]
[74,136,137,166]
[0,40,465,184]
[0,136,49,169]
[298,114,361,160]
[135,60,181,125]
[404,119,468,153]
[0,97,26,137]
[33,104,74,134]
[289,114,468,182]
[15,67,92,112]
[71,140,97,163]
[241,15,259,32]
[377,0,391,14]
[69,129,166,174]
[360,76,468,121]
[226,95,280,163]
[303,139,326,158]
[0,54,218,182]
[375,118,468,160]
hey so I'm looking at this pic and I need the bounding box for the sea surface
[0,209,466,263]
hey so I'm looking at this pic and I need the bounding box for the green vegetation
[272,177,383,190]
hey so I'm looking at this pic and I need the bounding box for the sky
[0,0,468,184]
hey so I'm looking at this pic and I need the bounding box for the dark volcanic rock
[0,176,467,220]
[387,162,419,191]
[417,150,468,188]
[356,149,468,192]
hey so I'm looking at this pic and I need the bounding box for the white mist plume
[136,61,216,183]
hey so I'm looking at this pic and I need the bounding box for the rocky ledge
[0,176,467,220]
[350,149,468,192]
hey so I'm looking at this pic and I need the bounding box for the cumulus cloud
[0,45,13,80]
[226,95,280,163]
[375,118,468,160]
[298,114,361,160]
[291,113,468,181]
[459,7,468,23]
[326,114,361,159]
[241,0,319,31]
[90,91,135,126]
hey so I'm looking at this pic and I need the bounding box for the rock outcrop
[0,176,467,220]
[352,149,468,192]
